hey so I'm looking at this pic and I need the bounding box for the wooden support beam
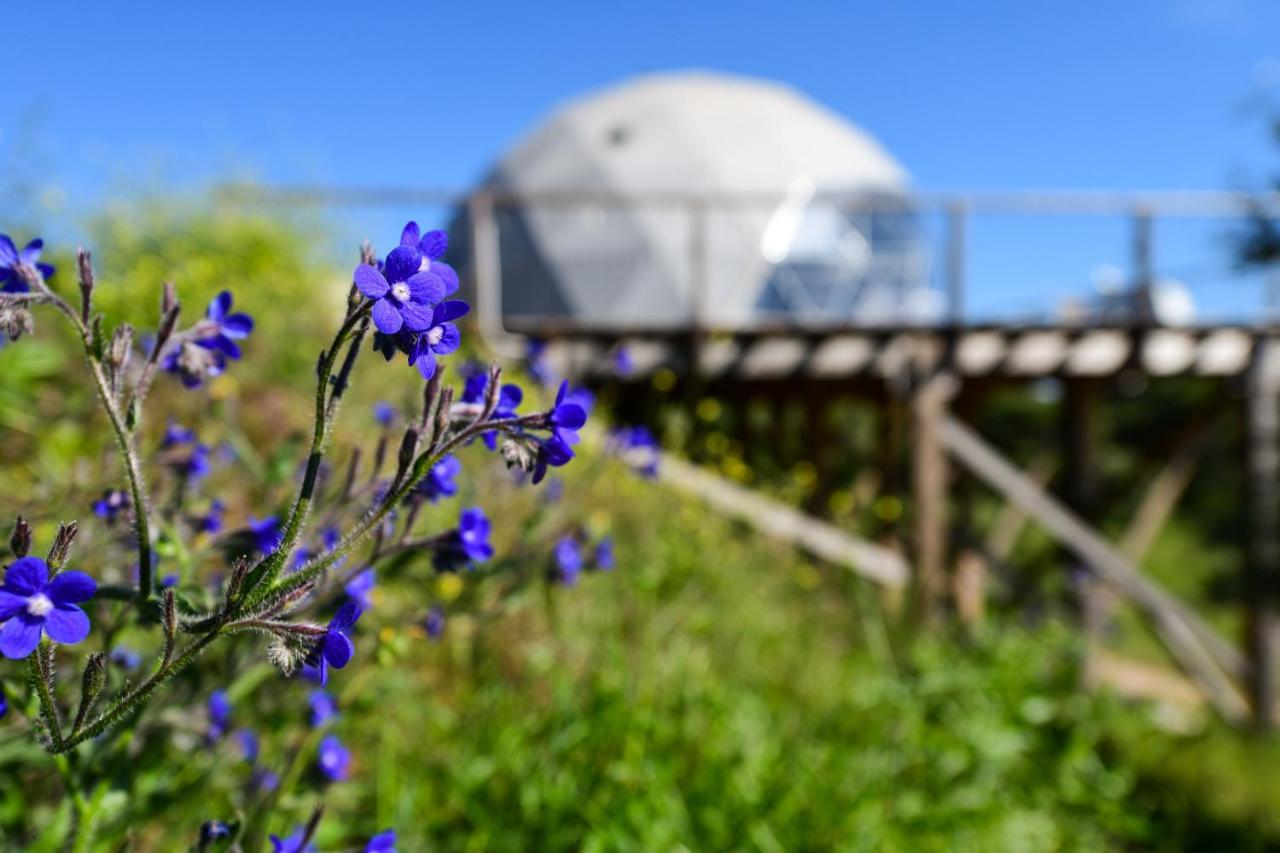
[938,415,1250,723]
[1119,411,1217,564]
[655,453,910,588]
[913,374,956,622]
[1247,338,1280,726]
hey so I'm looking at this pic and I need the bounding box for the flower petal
[433,299,470,324]
[43,605,89,645]
[221,313,254,339]
[322,631,353,669]
[432,323,461,356]
[354,264,389,299]
[405,271,445,305]
[4,557,48,595]
[19,239,43,263]
[47,571,97,604]
[552,403,587,430]
[433,261,460,296]
[199,335,242,359]
[371,299,403,335]
[0,235,16,265]
[415,351,437,380]
[383,246,421,284]
[420,230,448,260]
[331,599,362,629]
[400,220,421,248]
[0,615,42,659]
[0,591,27,621]
[207,291,232,323]
[399,300,434,332]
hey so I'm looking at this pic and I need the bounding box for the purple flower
[236,728,259,762]
[269,827,315,853]
[610,426,660,478]
[195,499,226,534]
[317,733,351,782]
[110,646,141,669]
[197,291,255,360]
[207,690,232,740]
[200,821,233,844]
[303,600,361,686]
[161,420,196,448]
[161,341,227,389]
[0,234,53,293]
[252,768,280,793]
[406,300,469,380]
[614,346,634,376]
[531,434,574,485]
[416,455,461,503]
[549,381,588,447]
[462,374,523,450]
[0,558,96,658]
[247,516,282,555]
[594,537,615,570]
[345,568,375,610]
[175,443,212,480]
[373,401,395,427]
[92,489,129,524]
[366,829,398,852]
[425,606,445,639]
[309,690,338,727]
[432,507,493,572]
[355,246,447,336]
[554,537,583,586]
[400,221,459,294]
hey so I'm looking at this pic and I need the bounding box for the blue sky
[7,0,1280,318]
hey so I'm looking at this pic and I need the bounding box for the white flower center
[425,326,444,345]
[391,282,411,302]
[26,593,53,617]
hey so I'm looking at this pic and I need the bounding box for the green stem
[245,303,370,596]
[28,647,64,750]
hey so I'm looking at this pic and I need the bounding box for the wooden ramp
[655,452,910,589]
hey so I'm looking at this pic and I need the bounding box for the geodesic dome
[460,72,935,328]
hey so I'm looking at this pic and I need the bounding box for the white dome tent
[459,72,935,329]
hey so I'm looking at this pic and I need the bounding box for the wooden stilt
[913,374,955,622]
[1247,338,1280,726]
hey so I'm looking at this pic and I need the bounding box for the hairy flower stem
[53,631,220,754]
[243,303,371,599]
[269,415,544,602]
[28,646,64,751]
[22,280,156,601]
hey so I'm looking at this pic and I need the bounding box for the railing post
[1130,205,1154,323]
[688,198,709,375]
[946,200,967,325]
[1247,337,1280,726]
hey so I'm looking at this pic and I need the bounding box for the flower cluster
[161,291,255,388]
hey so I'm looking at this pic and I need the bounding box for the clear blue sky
[8,0,1280,319]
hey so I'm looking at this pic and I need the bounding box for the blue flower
[594,536,615,570]
[610,425,660,478]
[400,221,459,294]
[196,499,226,534]
[175,443,212,480]
[432,507,494,572]
[345,568,375,610]
[0,234,53,293]
[416,455,461,503]
[317,733,352,782]
[355,246,447,336]
[303,600,361,686]
[554,537,583,586]
[309,690,338,727]
[200,821,233,844]
[407,300,469,380]
[548,381,588,447]
[207,690,231,740]
[531,434,575,485]
[248,516,283,555]
[236,728,259,763]
[525,338,554,386]
[161,419,196,448]
[322,526,341,552]
[92,489,129,524]
[425,606,445,639]
[0,558,96,658]
[197,291,255,360]
[0,686,8,719]
[614,345,634,376]
[269,827,315,853]
[366,829,398,852]
[110,646,141,669]
[373,401,395,427]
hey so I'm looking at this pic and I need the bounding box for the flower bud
[0,304,34,341]
[47,521,78,569]
[77,248,95,322]
[109,323,134,372]
[501,437,536,471]
[9,517,31,557]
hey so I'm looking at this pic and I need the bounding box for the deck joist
[522,324,1277,382]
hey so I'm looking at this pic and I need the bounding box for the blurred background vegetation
[0,198,1278,850]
